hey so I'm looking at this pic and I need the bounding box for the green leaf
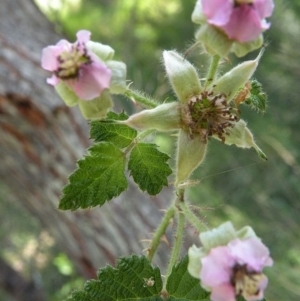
[59,142,127,210]
[128,143,172,195]
[166,256,210,301]
[90,111,137,148]
[244,80,267,113]
[65,255,163,301]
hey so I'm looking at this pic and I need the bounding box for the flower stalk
[147,205,175,262]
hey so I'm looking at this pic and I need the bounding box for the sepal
[78,90,113,120]
[123,102,181,131]
[212,50,263,101]
[175,130,207,186]
[219,119,267,160]
[163,51,202,103]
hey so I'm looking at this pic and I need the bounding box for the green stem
[204,54,220,89]
[179,202,207,232]
[164,209,185,290]
[147,205,175,262]
[124,88,157,108]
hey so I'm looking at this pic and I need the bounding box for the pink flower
[200,237,273,301]
[41,30,112,100]
[202,0,274,42]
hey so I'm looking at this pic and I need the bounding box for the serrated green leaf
[59,142,127,210]
[90,111,137,148]
[166,257,210,301]
[244,80,267,113]
[128,143,172,195]
[64,255,163,301]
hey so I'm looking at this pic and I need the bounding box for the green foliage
[90,111,137,148]
[65,255,163,301]
[59,142,127,210]
[166,257,210,301]
[244,80,267,113]
[128,143,172,195]
[64,256,214,301]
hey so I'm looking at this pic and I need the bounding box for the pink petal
[202,0,233,26]
[200,246,235,287]
[76,30,91,44]
[210,284,236,301]
[228,238,273,272]
[72,61,111,100]
[254,0,274,18]
[46,74,59,86]
[41,40,71,71]
[222,5,263,42]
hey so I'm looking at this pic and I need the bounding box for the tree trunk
[0,0,182,293]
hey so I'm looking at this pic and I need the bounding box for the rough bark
[0,1,190,294]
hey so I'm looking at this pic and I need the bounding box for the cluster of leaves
[244,80,267,113]
[65,255,210,301]
[59,112,172,210]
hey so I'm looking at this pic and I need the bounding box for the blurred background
[0,0,299,300]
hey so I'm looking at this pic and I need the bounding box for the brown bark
[0,0,184,292]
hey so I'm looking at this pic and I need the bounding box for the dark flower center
[234,0,254,6]
[231,264,265,299]
[181,91,239,143]
[55,43,91,80]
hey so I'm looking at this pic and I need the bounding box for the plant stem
[147,205,175,262]
[179,202,207,232]
[163,209,185,290]
[204,54,220,89]
[124,88,157,108]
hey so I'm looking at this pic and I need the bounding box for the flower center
[231,264,265,299]
[181,91,239,143]
[55,43,91,80]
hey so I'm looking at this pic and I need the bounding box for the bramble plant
[41,1,275,300]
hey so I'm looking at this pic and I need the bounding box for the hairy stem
[147,205,175,262]
[124,89,157,108]
[164,209,185,290]
[179,202,207,232]
[204,54,220,88]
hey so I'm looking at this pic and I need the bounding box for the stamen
[181,91,239,143]
[55,44,91,80]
